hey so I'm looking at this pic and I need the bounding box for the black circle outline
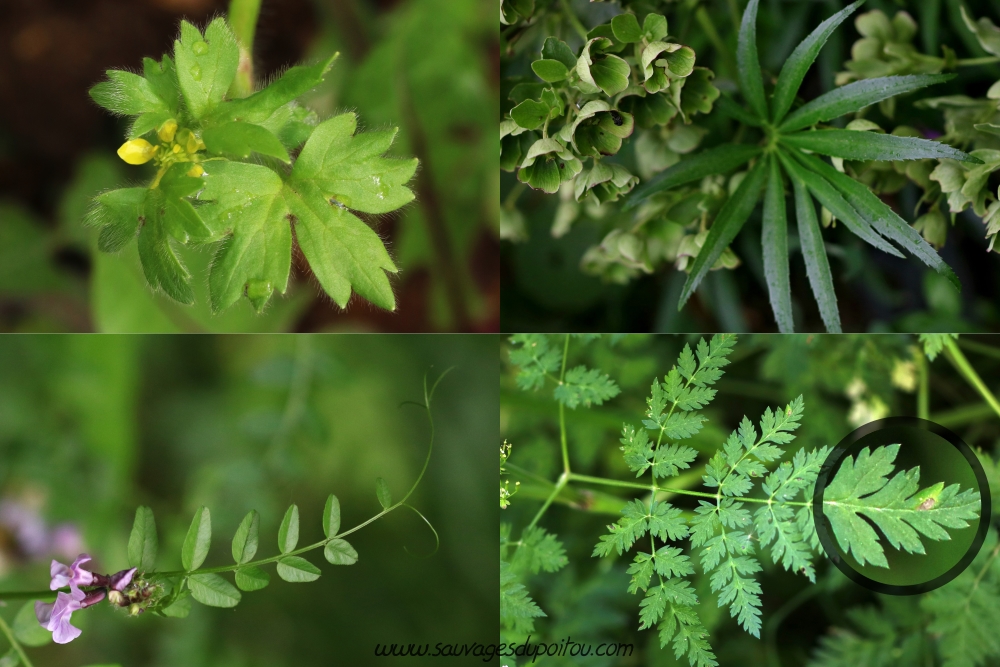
[812,417,991,595]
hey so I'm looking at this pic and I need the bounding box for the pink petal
[34,601,53,627]
[51,618,82,644]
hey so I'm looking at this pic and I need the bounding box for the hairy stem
[945,338,1000,420]
[227,0,262,98]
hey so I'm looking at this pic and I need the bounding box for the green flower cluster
[501,13,718,206]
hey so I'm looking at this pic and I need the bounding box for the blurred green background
[0,334,496,665]
[0,0,498,332]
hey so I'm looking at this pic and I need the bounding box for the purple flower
[49,554,95,592]
[109,567,136,591]
[34,587,105,644]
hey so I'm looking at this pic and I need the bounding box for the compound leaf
[553,365,621,409]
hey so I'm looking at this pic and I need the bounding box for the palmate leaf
[771,0,866,123]
[781,129,980,163]
[778,74,955,132]
[679,160,766,309]
[790,174,842,332]
[823,444,981,568]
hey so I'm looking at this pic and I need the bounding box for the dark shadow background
[0,0,498,332]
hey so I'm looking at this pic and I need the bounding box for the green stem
[0,612,33,667]
[931,402,997,428]
[568,472,811,505]
[945,339,1000,420]
[559,335,571,475]
[918,349,930,420]
[523,473,570,534]
[959,338,1000,361]
[957,56,1000,66]
[558,0,589,42]
[227,0,262,98]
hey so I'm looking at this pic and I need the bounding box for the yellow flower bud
[157,119,178,143]
[117,139,156,165]
[172,144,182,154]
[186,132,204,155]
[187,164,205,177]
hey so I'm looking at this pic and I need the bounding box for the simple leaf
[625,144,762,210]
[181,506,212,571]
[278,504,300,554]
[771,0,865,123]
[231,510,260,565]
[823,444,981,568]
[376,478,392,509]
[737,0,768,120]
[324,538,359,565]
[790,174,841,332]
[779,74,955,132]
[235,565,270,592]
[611,14,643,43]
[679,160,766,309]
[762,155,793,333]
[127,505,158,572]
[530,59,569,82]
[174,19,239,119]
[276,556,321,583]
[323,494,341,538]
[188,572,241,608]
[781,129,980,163]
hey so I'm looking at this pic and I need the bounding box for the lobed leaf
[553,365,620,409]
[173,19,239,120]
[678,160,766,309]
[771,0,866,123]
[762,155,793,333]
[137,193,195,305]
[210,54,338,125]
[89,70,170,117]
[181,506,212,571]
[202,121,290,163]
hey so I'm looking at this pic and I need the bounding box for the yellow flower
[157,119,178,143]
[117,138,157,165]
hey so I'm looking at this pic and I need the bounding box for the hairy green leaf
[210,55,337,125]
[779,74,955,132]
[202,121,290,163]
[625,144,762,210]
[781,129,980,163]
[89,70,170,117]
[679,160,766,309]
[174,19,239,119]
[762,155,793,333]
[771,0,865,123]
[127,505,158,572]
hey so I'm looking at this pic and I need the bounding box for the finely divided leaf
[188,572,241,608]
[174,19,239,119]
[736,0,768,120]
[508,334,562,391]
[231,510,260,565]
[501,560,545,633]
[181,506,212,571]
[779,74,954,132]
[127,506,158,572]
[781,129,980,163]
[790,174,841,332]
[554,365,620,409]
[771,0,865,123]
[625,144,761,210]
[679,160,766,309]
[823,444,981,568]
[762,155,793,333]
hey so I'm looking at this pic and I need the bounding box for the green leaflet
[500,560,545,633]
[553,365,620,409]
[174,19,239,120]
[209,55,338,125]
[678,159,766,309]
[324,538,358,565]
[777,149,905,258]
[323,494,341,538]
[625,144,761,210]
[188,572,241,608]
[791,150,961,290]
[780,129,980,163]
[181,506,212,571]
[736,0,768,120]
[136,194,195,305]
[771,0,865,123]
[199,161,291,313]
[276,556,321,583]
[231,510,260,565]
[202,121,290,163]
[89,69,169,116]
[762,155,792,333]
[778,74,955,132]
[278,504,300,554]
[127,506,158,572]
[823,444,981,568]
[13,601,52,647]
[235,565,270,592]
[376,477,392,509]
[790,174,842,333]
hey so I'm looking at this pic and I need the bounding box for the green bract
[500,13,717,220]
[86,18,417,314]
[624,0,978,333]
